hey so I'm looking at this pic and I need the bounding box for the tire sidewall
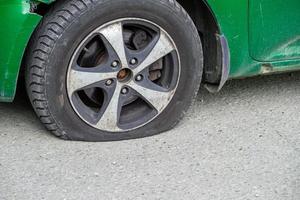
[43,0,203,141]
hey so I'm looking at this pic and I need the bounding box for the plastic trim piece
[205,34,230,93]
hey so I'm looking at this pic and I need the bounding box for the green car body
[1,0,300,102]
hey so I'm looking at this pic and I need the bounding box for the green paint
[0,0,300,102]
[0,0,41,102]
[205,0,300,78]
[249,0,300,62]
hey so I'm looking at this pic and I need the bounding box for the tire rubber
[25,0,203,141]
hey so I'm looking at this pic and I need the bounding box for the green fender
[0,0,41,102]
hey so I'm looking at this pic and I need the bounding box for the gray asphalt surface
[1,73,300,200]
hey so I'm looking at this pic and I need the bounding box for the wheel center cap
[117,68,133,82]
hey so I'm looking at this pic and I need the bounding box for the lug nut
[130,58,137,65]
[105,79,113,86]
[111,61,119,68]
[135,75,143,81]
[121,88,128,94]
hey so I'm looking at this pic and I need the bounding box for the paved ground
[0,73,300,200]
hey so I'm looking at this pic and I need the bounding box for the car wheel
[25,0,203,141]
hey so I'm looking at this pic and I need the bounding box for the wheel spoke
[98,22,128,68]
[68,68,116,95]
[133,31,175,75]
[127,81,175,112]
[95,83,122,131]
[67,18,180,132]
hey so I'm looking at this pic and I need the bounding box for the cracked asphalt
[0,72,299,200]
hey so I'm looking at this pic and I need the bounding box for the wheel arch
[176,0,230,92]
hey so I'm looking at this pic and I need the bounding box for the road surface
[1,73,299,200]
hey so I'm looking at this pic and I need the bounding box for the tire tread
[25,0,201,140]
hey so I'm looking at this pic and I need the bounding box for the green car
[1,0,299,141]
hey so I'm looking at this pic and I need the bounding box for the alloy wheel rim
[66,18,181,132]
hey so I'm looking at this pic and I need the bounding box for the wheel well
[30,0,223,84]
[176,0,222,84]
